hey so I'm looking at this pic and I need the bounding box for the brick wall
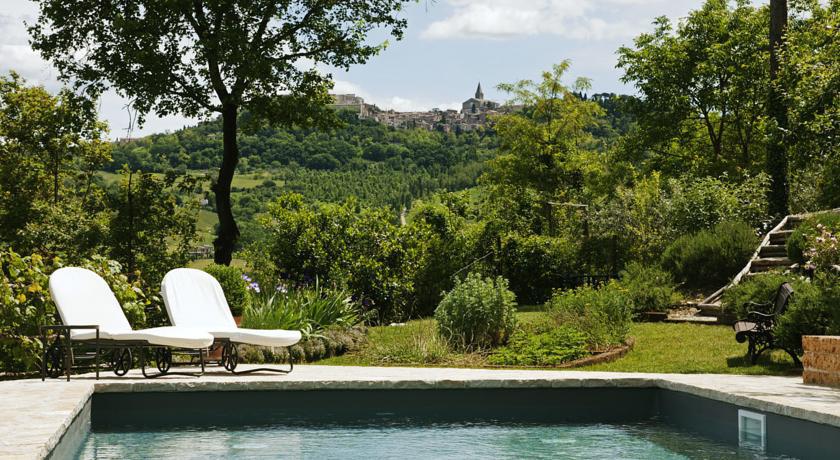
[803,336,840,387]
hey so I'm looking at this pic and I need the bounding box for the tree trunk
[767,0,789,217]
[213,103,241,265]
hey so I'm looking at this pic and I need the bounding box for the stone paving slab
[2,365,840,459]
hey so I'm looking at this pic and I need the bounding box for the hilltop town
[331,83,519,132]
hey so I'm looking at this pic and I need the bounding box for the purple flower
[248,281,261,293]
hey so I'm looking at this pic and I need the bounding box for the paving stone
[3,365,840,459]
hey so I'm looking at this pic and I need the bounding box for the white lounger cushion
[49,267,214,348]
[69,327,216,349]
[161,268,302,347]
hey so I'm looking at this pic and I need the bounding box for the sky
[0,0,746,138]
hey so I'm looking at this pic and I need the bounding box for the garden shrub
[238,326,367,364]
[0,250,150,373]
[241,280,359,335]
[720,272,797,317]
[203,263,250,316]
[499,233,580,305]
[410,201,475,316]
[775,277,830,355]
[488,326,588,366]
[803,225,840,271]
[615,262,681,316]
[787,213,840,264]
[547,283,632,350]
[721,272,839,356]
[257,193,429,323]
[668,174,769,234]
[434,273,517,351]
[661,221,757,289]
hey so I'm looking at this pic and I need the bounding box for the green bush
[661,221,757,289]
[499,233,580,305]
[0,250,151,373]
[787,213,840,264]
[775,278,830,355]
[203,264,250,316]
[615,262,681,316]
[241,280,359,335]
[720,272,796,317]
[720,272,839,356]
[488,326,588,366]
[547,283,632,350]
[257,193,429,323]
[668,175,769,234]
[410,201,475,316]
[434,273,517,351]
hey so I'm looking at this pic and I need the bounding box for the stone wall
[803,335,840,387]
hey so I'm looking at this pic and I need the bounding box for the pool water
[77,421,782,459]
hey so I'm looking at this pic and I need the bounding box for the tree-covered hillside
[110,110,499,173]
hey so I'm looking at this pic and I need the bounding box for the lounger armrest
[40,324,100,339]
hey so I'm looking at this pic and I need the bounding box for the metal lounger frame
[40,324,207,381]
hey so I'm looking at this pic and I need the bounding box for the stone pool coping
[2,365,840,459]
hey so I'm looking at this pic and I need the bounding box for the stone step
[752,257,793,267]
[769,230,794,244]
[664,316,720,325]
[759,244,788,258]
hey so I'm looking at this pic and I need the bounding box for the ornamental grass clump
[241,279,359,335]
[434,273,517,351]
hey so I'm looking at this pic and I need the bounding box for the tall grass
[241,280,360,334]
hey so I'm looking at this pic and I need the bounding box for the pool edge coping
[30,372,840,459]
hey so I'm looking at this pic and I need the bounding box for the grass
[582,322,797,375]
[187,258,246,270]
[320,314,799,375]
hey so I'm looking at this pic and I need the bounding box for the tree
[483,61,603,235]
[766,0,789,217]
[0,72,110,255]
[781,0,839,208]
[617,0,768,176]
[30,0,412,264]
[109,168,199,286]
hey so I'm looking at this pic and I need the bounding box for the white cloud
[332,78,459,112]
[421,0,673,40]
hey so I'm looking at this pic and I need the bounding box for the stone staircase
[683,215,804,324]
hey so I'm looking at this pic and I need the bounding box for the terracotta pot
[208,316,243,362]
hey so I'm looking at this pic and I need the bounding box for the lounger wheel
[221,342,239,372]
[154,347,172,374]
[45,340,65,379]
[109,348,132,376]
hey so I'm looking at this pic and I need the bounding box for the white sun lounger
[46,267,214,380]
[161,268,301,374]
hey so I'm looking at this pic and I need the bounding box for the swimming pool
[78,421,769,459]
[56,387,840,459]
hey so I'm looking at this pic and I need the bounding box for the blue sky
[0,0,738,137]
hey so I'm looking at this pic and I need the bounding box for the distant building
[329,83,508,132]
[329,93,375,117]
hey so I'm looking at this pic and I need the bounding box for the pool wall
[65,387,840,459]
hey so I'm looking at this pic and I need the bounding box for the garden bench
[732,282,800,366]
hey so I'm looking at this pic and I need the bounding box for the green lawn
[320,314,799,375]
